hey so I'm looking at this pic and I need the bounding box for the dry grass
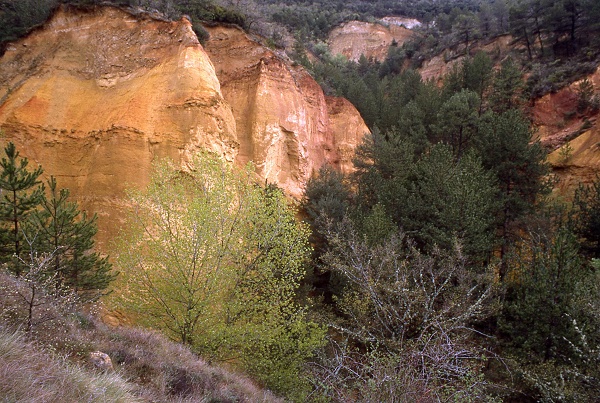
[70,321,283,402]
[0,330,138,403]
[0,270,283,402]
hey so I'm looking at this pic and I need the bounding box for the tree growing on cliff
[114,152,324,400]
[0,141,44,275]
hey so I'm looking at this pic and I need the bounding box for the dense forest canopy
[2,0,600,96]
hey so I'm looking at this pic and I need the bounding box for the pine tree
[571,177,600,257]
[435,89,481,159]
[400,144,497,261]
[0,141,44,275]
[489,57,524,113]
[499,228,586,362]
[27,176,114,300]
[509,3,534,59]
[462,52,493,107]
[477,110,551,279]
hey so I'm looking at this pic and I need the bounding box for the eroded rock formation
[203,24,368,196]
[327,19,417,62]
[0,5,368,244]
[534,67,600,193]
[0,5,238,244]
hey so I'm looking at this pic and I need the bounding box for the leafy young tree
[114,152,324,399]
[227,184,325,397]
[0,141,44,275]
[26,176,114,300]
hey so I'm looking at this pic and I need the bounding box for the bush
[192,21,210,44]
[311,218,499,400]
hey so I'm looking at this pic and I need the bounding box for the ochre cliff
[203,24,368,196]
[0,6,368,245]
[327,18,417,62]
[535,67,600,194]
[418,35,515,83]
[0,5,238,245]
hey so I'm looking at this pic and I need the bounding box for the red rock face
[534,68,600,194]
[0,6,368,244]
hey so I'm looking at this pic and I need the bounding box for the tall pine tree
[27,176,114,300]
[0,141,44,275]
[477,110,550,279]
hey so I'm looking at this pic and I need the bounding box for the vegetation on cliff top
[2,0,599,96]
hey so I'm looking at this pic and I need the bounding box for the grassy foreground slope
[0,272,281,403]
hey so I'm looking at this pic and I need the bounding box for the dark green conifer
[27,176,115,300]
[0,141,44,275]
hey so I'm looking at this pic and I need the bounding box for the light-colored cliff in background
[327,18,418,62]
[0,6,368,244]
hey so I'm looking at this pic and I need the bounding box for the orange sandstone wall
[0,6,368,245]
[203,25,368,197]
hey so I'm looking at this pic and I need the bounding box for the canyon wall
[0,6,368,245]
[203,25,367,196]
[535,67,600,194]
[327,19,417,62]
